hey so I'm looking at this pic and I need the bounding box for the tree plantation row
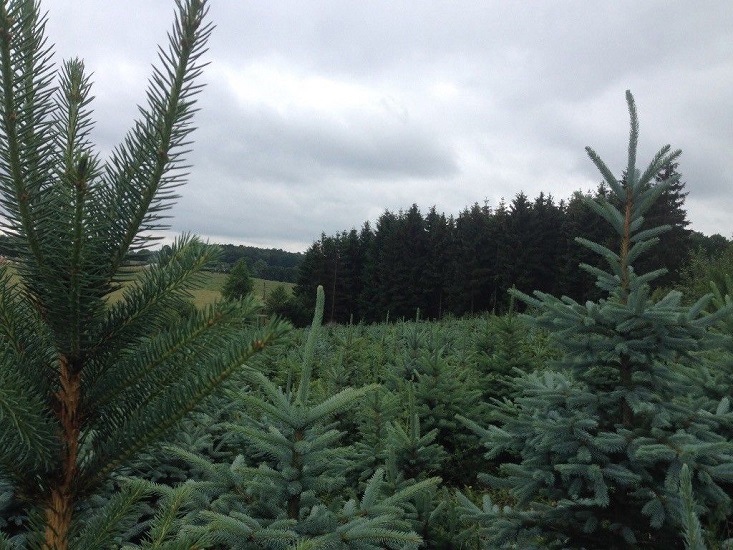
[0,295,553,547]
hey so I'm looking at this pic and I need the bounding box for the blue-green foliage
[459,91,733,548]
[151,287,441,548]
[0,1,291,546]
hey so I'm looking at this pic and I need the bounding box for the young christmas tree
[0,1,286,547]
[459,91,733,548]
[164,286,439,548]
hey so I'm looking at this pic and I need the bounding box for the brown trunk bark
[44,355,81,550]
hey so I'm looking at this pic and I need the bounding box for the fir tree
[221,258,255,301]
[351,386,401,486]
[450,202,497,314]
[263,285,292,318]
[474,307,540,403]
[0,1,287,547]
[167,287,439,548]
[384,385,447,483]
[423,206,454,320]
[460,92,733,548]
[559,190,608,302]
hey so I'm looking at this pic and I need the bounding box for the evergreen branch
[238,392,297,428]
[360,468,385,510]
[575,237,621,265]
[82,318,289,491]
[34,56,107,358]
[691,301,733,329]
[222,423,291,462]
[632,177,676,219]
[336,525,422,546]
[297,284,324,405]
[305,384,377,425]
[625,90,639,187]
[585,146,625,203]
[299,428,344,455]
[625,237,660,266]
[686,294,714,321]
[200,510,297,546]
[678,464,706,550]
[72,478,151,549]
[0,355,58,475]
[636,145,680,189]
[578,263,620,291]
[239,369,292,413]
[582,197,625,235]
[576,237,622,277]
[634,268,668,287]
[143,483,198,548]
[90,234,216,363]
[161,444,222,479]
[0,0,55,266]
[629,225,671,243]
[0,266,55,395]
[101,0,212,272]
[379,476,441,508]
[87,298,256,423]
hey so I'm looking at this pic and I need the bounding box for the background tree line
[213,243,303,282]
[290,166,731,325]
[1,238,303,283]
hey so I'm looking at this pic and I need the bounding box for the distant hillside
[214,243,303,283]
[0,236,304,284]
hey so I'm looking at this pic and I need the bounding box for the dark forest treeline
[292,166,730,325]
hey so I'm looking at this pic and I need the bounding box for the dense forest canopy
[290,173,731,325]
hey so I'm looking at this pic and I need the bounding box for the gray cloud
[42,0,733,250]
[195,92,457,184]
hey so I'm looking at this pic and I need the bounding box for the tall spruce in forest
[459,92,733,548]
[0,1,286,548]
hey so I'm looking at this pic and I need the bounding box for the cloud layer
[45,0,733,250]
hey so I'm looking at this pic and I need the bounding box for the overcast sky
[44,0,733,252]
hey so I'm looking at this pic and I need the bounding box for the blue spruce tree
[459,91,733,549]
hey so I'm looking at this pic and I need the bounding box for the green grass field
[2,263,294,309]
[188,271,294,308]
[109,269,294,308]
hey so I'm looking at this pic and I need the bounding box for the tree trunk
[44,355,81,550]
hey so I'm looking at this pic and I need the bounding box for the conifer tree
[384,385,447,483]
[451,202,497,314]
[221,258,254,301]
[474,307,539,403]
[0,1,287,547]
[558,190,607,302]
[460,92,733,548]
[351,386,401,485]
[167,287,439,548]
[263,284,292,319]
